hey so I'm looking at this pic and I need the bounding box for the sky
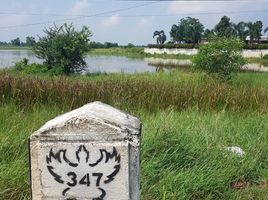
[0,0,267,45]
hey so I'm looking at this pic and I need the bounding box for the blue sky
[0,0,267,45]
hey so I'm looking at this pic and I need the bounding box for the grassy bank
[2,71,268,113]
[1,103,268,199]
[1,71,268,199]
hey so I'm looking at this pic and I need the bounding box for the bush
[192,38,246,80]
[263,54,268,59]
[14,58,29,71]
[127,43,135,48]
[14,59,48,74]
[34,23,92,75]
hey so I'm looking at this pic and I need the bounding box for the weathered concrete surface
[30,101,141,200]
[144,48,268,58]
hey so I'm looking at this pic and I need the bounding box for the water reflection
[243,63,268,72]
[0,49,267,73]
[145,57,192,72]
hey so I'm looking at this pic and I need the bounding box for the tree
[254,21,263,43]
[153,30,166,44]
[233,21,248,41]
[34,23,92,75]
[265,27,268,33]
[170,17,204,45]
[203,29,214,40]
[192,37,245,80]
[104,42,119,48]
[11,37,21,46]
[247,21,263,43]
[89,41,105,48]
[25,36,36,46]
[170,24,181,43]
[180,17,204,45]
[127,43,135,48]
[247,22,255,44]
[215,16,236,38]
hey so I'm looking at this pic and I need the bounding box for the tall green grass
[1,103,268,199]
[2,71,268,199]
[141,110,268,199]
[1,72,268,113]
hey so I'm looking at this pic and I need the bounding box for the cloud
[101,14,120,28]
[166,1,267,29]
[138,17,154,26]
[167,1,264,15]
[67,0,90,15]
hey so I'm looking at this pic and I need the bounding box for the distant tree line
[0,37,135,49]
[89,41,119,48]
[0,36,36,47]
[153,16,268,46]
[89,42,136,48]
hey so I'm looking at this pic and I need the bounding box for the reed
[1,72,268,113]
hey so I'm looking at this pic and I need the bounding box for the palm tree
[264,27,268,33]
[153,30,166,44]
[233,21,248,41]
[247,22,254,44]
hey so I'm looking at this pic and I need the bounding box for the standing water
[0,49,267,73]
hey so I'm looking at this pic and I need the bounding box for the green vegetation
[34,23,92,75]
[1,70,268,199]
[89,47,145,58]
[244,44,268,49]
[263,54,268,59]
[148,15,267,48]
[1,71,268,113]
[153,30,167,44]
[170,17,204,45]
[1,20,268,199]
[193,38,245,80]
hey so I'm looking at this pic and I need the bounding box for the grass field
[1,103,268,199]
[1,70,268,199]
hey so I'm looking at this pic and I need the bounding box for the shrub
[14,58,29,71]
[14,59,48,74]
[192,38,246,80]
[263,54,268,59]
[127,43,135,48]
[34,23,92,75]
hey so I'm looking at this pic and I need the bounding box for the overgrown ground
[1,71,268,199]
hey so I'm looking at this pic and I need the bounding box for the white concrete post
[29,101,141,200]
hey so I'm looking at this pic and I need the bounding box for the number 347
[67,172,103,187]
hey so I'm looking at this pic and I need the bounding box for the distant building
[245,35,268,44]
